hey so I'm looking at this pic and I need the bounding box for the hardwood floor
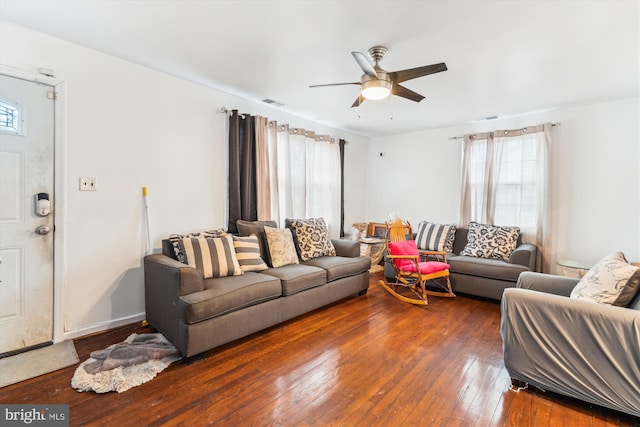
[1,272,638,426]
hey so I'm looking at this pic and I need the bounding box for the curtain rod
[220,106,341,143]
[449,122,561,141]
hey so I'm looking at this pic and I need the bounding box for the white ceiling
[1,0,638,138]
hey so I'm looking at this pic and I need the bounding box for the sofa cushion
[303,256,371,282]
[178,235,242,278]
[401,261,450,275]
[570,252,640,306]
[232,234,269,272]
[264,226,300,267]
[179,272,281,324]
[460,222,520,261]
[286,218,336,261]
[447,254,528,282]
[236,220,278,267]
[261,264,326,296]
[415,222,456,252]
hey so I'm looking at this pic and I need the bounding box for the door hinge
[47,91,57,100]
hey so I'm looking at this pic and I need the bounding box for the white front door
[0,74,55,355]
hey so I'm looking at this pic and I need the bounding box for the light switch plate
[79,177,96,191]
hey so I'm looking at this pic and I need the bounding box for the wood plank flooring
[1,272,638,426]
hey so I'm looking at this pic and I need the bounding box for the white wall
[0,22,369,339]
[368,97,640,271]
[3,20,636,340]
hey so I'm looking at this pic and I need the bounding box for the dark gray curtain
[228,110,257,233]
[339,139,346,238]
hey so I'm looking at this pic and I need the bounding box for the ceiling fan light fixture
[361,79,392,100]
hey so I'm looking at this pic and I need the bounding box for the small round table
[357,237,386,273]
[556,259,592,278]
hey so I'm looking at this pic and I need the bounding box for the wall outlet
[79,177,96,191]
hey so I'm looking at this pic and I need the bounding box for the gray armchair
[501,272,640,417]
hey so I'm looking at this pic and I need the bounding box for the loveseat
[501,272,640,417]
[144,220,370,358]
[385,225,538,300]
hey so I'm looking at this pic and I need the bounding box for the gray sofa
[385,227,537,300]
[501,272,640,417]
[144,238,370,358]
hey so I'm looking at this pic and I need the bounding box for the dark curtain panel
[228,110,257,233]
[339,139,346,237]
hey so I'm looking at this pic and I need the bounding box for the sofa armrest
[331,239,360,258]
[419,250,448,262]
[143,254,205,348]
[508,243,537,270]
[501,288,640,417]
[144,253,204,296]
[516,271,578,297]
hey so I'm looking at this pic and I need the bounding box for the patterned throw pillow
[460,222,520,261]
[264,226,300,268]
[286,218,336,261]
[570,252,640,306]
[415,222,457,252]
[169,229,227,263]
[232,234,269,272]
[177,234,242,278]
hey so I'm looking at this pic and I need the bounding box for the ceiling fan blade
[392,84,425,103]
[309,82,361,88]
[351,94,365,108]
[351,52,378,78]
[389,62,447,84]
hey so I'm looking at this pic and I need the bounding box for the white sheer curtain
[266,123,341,237]
[255,116,271,220]
[460,123,552,271]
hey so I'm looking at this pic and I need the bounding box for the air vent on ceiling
[485,115,499,120]
[262,98,285,107]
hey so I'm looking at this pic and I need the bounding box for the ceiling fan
[310,46,447,108]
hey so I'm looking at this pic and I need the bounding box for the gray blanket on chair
[83,333,180,374]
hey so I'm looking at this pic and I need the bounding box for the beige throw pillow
[570,251,640,306]
[264,226,299,268]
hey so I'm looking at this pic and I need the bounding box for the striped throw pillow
[232,234,268,272]
[169,229,227,263]
[415,222,457,252]
[178,234,242,278]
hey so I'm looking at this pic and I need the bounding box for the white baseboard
[60,312,147,342]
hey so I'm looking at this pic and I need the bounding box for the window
[492,137,539,232]
[460,124,550,243]
[268,130,341,236]
[0,99,24,135]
